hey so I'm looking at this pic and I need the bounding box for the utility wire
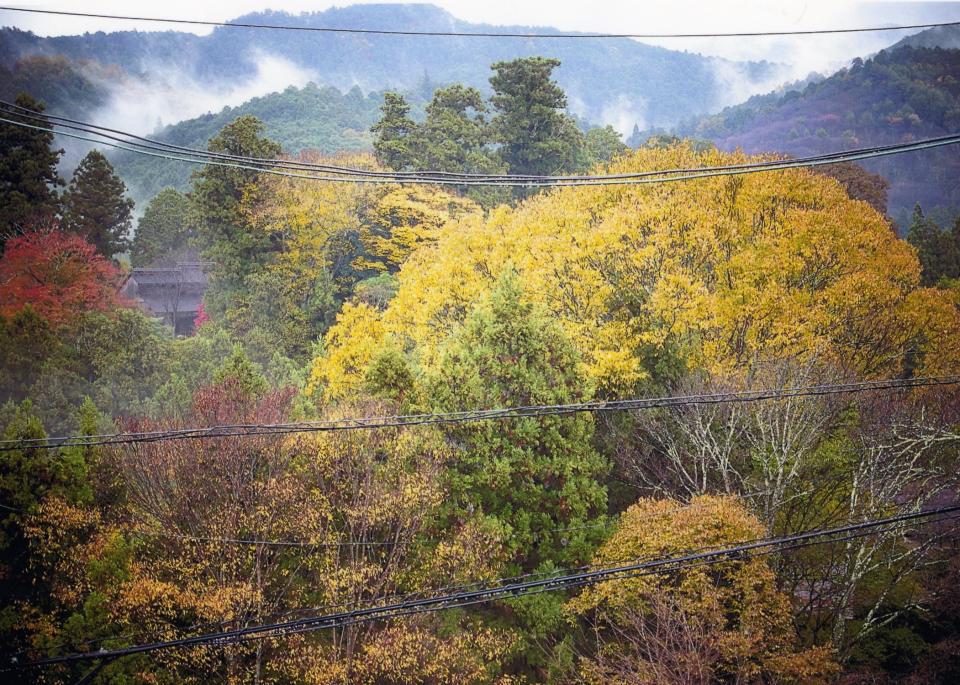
[6,508,953,667]
[0,6,957,39]
[1,376,955,452]
[131,529,415,548]
[12,505,957,668]
[3,100,955,183]
[3,112,960,188]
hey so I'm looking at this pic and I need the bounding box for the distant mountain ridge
[674,45,960,223]
[0,3,783,130]
[891,24,960,50]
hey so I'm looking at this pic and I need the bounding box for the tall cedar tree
[191,115,282,317]
[430,270,607,572]
[489,57,585,177]
[371,92,417,170]
[419,85,494,172]
[130,187,195,267]
[0,93,63,250]
[61,150,134,259]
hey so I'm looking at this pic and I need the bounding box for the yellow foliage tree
[244,150,382,294]
[311,143,960,399]
[355,185,481,273]
[567,495,838,684]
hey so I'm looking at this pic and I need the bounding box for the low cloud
[599,94,647,137]
[90,51,317,136]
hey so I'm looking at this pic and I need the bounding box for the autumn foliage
[4,90,960,684]
[569,496,839,683]
[0,229,126,326]
[310,144,960,399]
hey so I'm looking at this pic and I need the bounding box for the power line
[3,115,960,189]
[5,99,960,185]
[132,529,416,548]
[12,505,958,668]
[1,376,955,452]
[0,6,957,39]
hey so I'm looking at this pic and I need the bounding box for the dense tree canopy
[312,144,960,399]
[3,42,960,684]
[0,93,62,250]
[61,150,134,259]
[130,187,196,267]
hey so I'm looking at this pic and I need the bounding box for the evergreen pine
[191,115,282,316]
[489,57,585,177]
[429,270,608,572]
[61,150,134,259]
[371,92,417,170]
[0,93,63,250]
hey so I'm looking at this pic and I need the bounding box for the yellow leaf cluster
[569,495,837,683]
[311,144,960,398]
[306,301,386,398]
[355,185,482,273]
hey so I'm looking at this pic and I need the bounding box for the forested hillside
[3,7,960,683]
[109,83,384,202]
[0,3,781,130]
[676,46,960,223]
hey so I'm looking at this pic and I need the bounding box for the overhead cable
[12,505,958,668]
[3,99,956,183]
[1,376,956,452]
[2,114,960,189]
[0,6,957,39]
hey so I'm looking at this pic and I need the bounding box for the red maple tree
[0,229,127,325]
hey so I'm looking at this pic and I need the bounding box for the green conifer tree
[130,187,195,267]
[429,270,608,572]
[61,150,134,259]
[371,92,418,170]
[906,203,958,285]
[192,115,282,317]
[0,93,63,250]
[489,57,585,178]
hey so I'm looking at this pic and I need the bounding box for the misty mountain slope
[674,46,960,222]
[891,23,960,50]
[109,82,383,203]
[0,4,783,131]
[0,52,108,115]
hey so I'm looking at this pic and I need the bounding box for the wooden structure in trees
[121,260,210,335]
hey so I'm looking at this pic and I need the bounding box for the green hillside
[109,82,383,203]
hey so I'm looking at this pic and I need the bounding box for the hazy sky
[2,1,959,71]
